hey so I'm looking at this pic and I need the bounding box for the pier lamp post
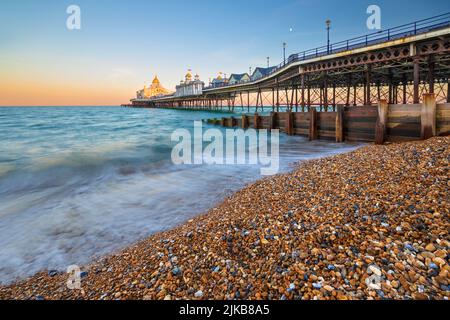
[283,42,287,65]
[326,19,331,54]
[267,57,270,68]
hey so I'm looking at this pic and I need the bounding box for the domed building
[175,69,205,97]
[136,75,171,99]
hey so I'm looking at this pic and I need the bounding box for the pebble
[312,283,323,290]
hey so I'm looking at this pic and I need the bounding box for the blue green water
[0,106,361,284]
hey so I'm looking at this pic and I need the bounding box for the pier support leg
[403,75,407,104]
[421,93,436,140]
[428,55,435,94]
[346,74,352,107]
[366,65,371,106]
[447,81,450,103]
[309,108,317,141]
[413,58,420,104]
[335,105,344,143]
[375,99,389,145]
[301,74,305,112]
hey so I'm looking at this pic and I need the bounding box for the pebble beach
[0,137,449,300]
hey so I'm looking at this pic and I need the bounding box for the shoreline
[0,137,449,300]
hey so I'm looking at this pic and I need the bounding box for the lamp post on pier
[326,19,331,54]
[283,42,287,65]
[267,57,270,68]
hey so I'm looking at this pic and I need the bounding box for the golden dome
[185,69,192,81]
[152,76,160,85]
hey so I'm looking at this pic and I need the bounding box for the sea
[0,106,362,284]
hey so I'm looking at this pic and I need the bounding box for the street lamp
[283,42,287,65]
[326,19,331,54]
[267,57,270,68]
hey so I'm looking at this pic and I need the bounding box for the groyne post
[230,116,237,127]
[421,93,436,140]
[335,105,344,142]
[375,99,389,145]
[286,111,294,136]
[254,113,261,130]
[309,108,317,141]
[269,112,278,130]
[242,115,249,129]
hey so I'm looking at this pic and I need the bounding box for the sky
[0,0,449,106]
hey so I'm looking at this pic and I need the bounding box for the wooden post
[286,111,294,136]
[335,105,344,143]
[269,112,277,130]
[221,118,226,127]
[375,99,389,145]
[421,93,436,140]
[242,115,249,129]
[254,113,260,130]
[309,108,317,141]
[230,116,237,127]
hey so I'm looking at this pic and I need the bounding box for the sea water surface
[0,107,361,284]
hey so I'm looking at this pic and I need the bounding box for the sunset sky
[0,0,449,106]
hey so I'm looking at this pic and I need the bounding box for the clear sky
[0,0,449,106]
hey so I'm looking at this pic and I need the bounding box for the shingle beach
[1,137,449,300]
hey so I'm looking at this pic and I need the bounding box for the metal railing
[204,12,450,91]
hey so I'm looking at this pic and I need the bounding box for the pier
[128,13,450,143]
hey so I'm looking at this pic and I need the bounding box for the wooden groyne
[206,94,450,144]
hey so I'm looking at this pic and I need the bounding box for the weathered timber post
[242,115,249,129]
[309,108,317,141]
[230,116,237,127]
[375,99,389,145]
[221,118,226,127]
[254,113,260,130]
[286,111,294,136]
[421,93,436,140]
[335,105,344,143]
[269,112,278,130]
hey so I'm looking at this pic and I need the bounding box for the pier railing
[204,12,450,91]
